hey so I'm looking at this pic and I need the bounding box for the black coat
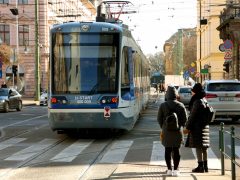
[185,96,210,148]
[157,86,188,147]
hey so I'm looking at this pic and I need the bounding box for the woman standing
[157,86,188,176]
[185,83,210,173]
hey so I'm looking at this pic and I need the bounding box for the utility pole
[35,0,40,101]
[178,29,183,75]
[199,0,202,83]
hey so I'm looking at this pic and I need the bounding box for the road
[0,94,239,180]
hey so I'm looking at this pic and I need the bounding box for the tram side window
[121,47,130,90]
[121,47,130,99]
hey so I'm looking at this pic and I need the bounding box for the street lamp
[10,1,19,90]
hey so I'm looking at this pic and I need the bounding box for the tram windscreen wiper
[88,78,112,95]
[88,83,100,95]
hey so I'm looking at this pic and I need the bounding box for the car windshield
[0,89,8,96]
[208,83,240,91]
[179,88,191,93]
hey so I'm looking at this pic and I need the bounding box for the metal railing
[219,122,240,180]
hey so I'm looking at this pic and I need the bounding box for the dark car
[0,88,22,112]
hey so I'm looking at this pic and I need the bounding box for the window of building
[0,24,10,45]
[18,25,29,46]
[0,0,9,3]
[18,0,28,4]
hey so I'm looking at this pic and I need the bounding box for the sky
[119,0,197,55]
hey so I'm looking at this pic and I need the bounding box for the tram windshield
[51,32,119,94]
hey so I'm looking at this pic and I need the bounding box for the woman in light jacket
[157,86,188,176]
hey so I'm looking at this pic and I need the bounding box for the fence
[219,122,240,180]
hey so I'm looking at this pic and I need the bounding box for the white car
[40,92,48,106]
[177,86,192,107]
[203,80,240,122]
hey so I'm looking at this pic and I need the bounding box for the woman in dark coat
[157,86,188,176]
[185,83,210,173]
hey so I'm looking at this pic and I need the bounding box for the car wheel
[4,102,9,113]
[16,101,22,111]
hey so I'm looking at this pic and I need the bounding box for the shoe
[166,170,172,176]
[192,162,204,173]
[172,170,181,177]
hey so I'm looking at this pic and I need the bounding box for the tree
[148,52,165,74]
[0,44,11,65]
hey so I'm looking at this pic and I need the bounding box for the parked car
[177,86,192,107]
[0,88,22,112]
[40,91,48,106]
[203,79,240,122]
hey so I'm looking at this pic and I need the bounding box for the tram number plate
[219,97,234,101]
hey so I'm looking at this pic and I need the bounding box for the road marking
[0,138,26,151]
[5,139,58,161]
[150,141,165,165]
[192,148,221,169]
[1,115,47,129]
[99,140,133,163]
[51,140,93,162]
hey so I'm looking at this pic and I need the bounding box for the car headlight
[0,100,5,103]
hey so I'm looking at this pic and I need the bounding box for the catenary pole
[35,0,40,101]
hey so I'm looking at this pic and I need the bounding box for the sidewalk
[22,97,39,106]
[114,164,232,180]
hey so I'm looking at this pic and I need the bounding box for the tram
[48,1,150,133]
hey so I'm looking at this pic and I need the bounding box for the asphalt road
[0,95,238,180]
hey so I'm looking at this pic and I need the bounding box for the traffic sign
[104,106,111,118]
[201,69,208,74]
[224,49,232,60]
[223,39,233,49]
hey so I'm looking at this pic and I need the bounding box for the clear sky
[119,0,197,55]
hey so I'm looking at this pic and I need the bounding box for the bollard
[219,122,225,175]
[231,126,236,180]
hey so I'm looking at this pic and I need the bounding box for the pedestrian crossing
[0,137,237,170]
[51,140,93,162]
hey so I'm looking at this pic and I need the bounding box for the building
[0,0,96,98]
[217,0,240,80]
[163,28,197,80]
[196,0,226,82]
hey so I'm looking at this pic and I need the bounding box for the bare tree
[148,52,165,74]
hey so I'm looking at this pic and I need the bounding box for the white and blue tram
[48,21,150,132]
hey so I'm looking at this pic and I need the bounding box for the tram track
[0,114,70,179]
[78,137,115,179]
[0,114,48,142]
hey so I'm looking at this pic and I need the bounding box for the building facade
[196,0,226,82]
[163,28,197,80]
[0,0,96,97]
[217,0,240,80]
